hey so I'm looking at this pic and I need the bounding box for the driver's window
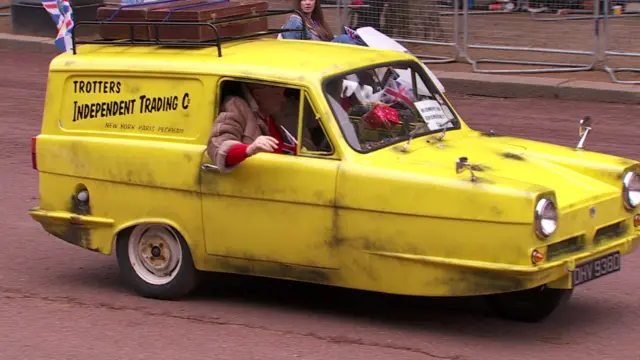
[298,92,333,156]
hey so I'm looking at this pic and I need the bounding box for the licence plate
[572,251,621,287]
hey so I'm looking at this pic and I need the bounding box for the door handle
[201,164,220,171]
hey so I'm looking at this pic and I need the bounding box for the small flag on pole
[42,0,74,52]
[380,79,416,107]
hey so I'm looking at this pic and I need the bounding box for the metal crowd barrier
[337,0,640,84]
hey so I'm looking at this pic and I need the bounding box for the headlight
[622,171,640,209]
[535,198,558,238]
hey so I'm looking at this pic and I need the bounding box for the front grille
[594,221,628,244]
[547,236,585,261]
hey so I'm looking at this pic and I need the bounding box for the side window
[216,78,300,153]
[298,92,333,156]
[410,69,455,121]
[215,80,333,157]
[411,69,432,99]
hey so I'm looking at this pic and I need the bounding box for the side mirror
[579,116,592,133]
[456,156,477,182]
[456,156,467,174]
[576,116,593,150]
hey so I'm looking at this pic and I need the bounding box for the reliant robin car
[28,9,640,323]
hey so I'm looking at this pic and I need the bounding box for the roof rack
[70,8,309,56]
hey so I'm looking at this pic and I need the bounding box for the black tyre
[486,285,573,323]
[116,223,201,300]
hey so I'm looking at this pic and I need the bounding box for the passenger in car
[279,0,363,45]
[206,83,299,172]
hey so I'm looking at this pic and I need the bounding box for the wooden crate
[96,0,209,40]
[147,0,269,42]
[96,0,269,42]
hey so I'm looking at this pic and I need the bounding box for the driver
[206,83,299,172]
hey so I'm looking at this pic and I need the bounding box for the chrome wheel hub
[127,224,182,286]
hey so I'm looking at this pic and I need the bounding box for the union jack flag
[381,79,416,107]
[343,26,367,46]
[279,125,297,155]
[42,0,74,52]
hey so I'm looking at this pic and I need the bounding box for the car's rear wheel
[116,223,201,300]
[486,285,573,323]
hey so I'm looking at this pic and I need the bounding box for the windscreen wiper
[436,118,455,141]
[399,123,428,152]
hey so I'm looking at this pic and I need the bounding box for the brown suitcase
[146,0,269,42]
[96,0,208,41]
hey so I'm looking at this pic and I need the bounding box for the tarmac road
[1,48,639,360]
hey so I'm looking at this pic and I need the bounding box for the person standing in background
[279,0,362,45]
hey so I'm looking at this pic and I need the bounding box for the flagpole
[70,0,76,54]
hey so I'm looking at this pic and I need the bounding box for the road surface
[1,48,639,360]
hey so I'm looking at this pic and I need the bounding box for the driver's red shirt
[225,116,297,166]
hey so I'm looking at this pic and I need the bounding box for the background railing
[328,0,640,84]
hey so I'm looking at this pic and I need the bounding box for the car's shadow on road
[186,271,619,339]
[55,261,624,342]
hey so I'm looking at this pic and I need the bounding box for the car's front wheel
[116,223,201,300]
[486,285,573,323]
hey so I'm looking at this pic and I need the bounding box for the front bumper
[365,231,639,296]
[543,229,640,289]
